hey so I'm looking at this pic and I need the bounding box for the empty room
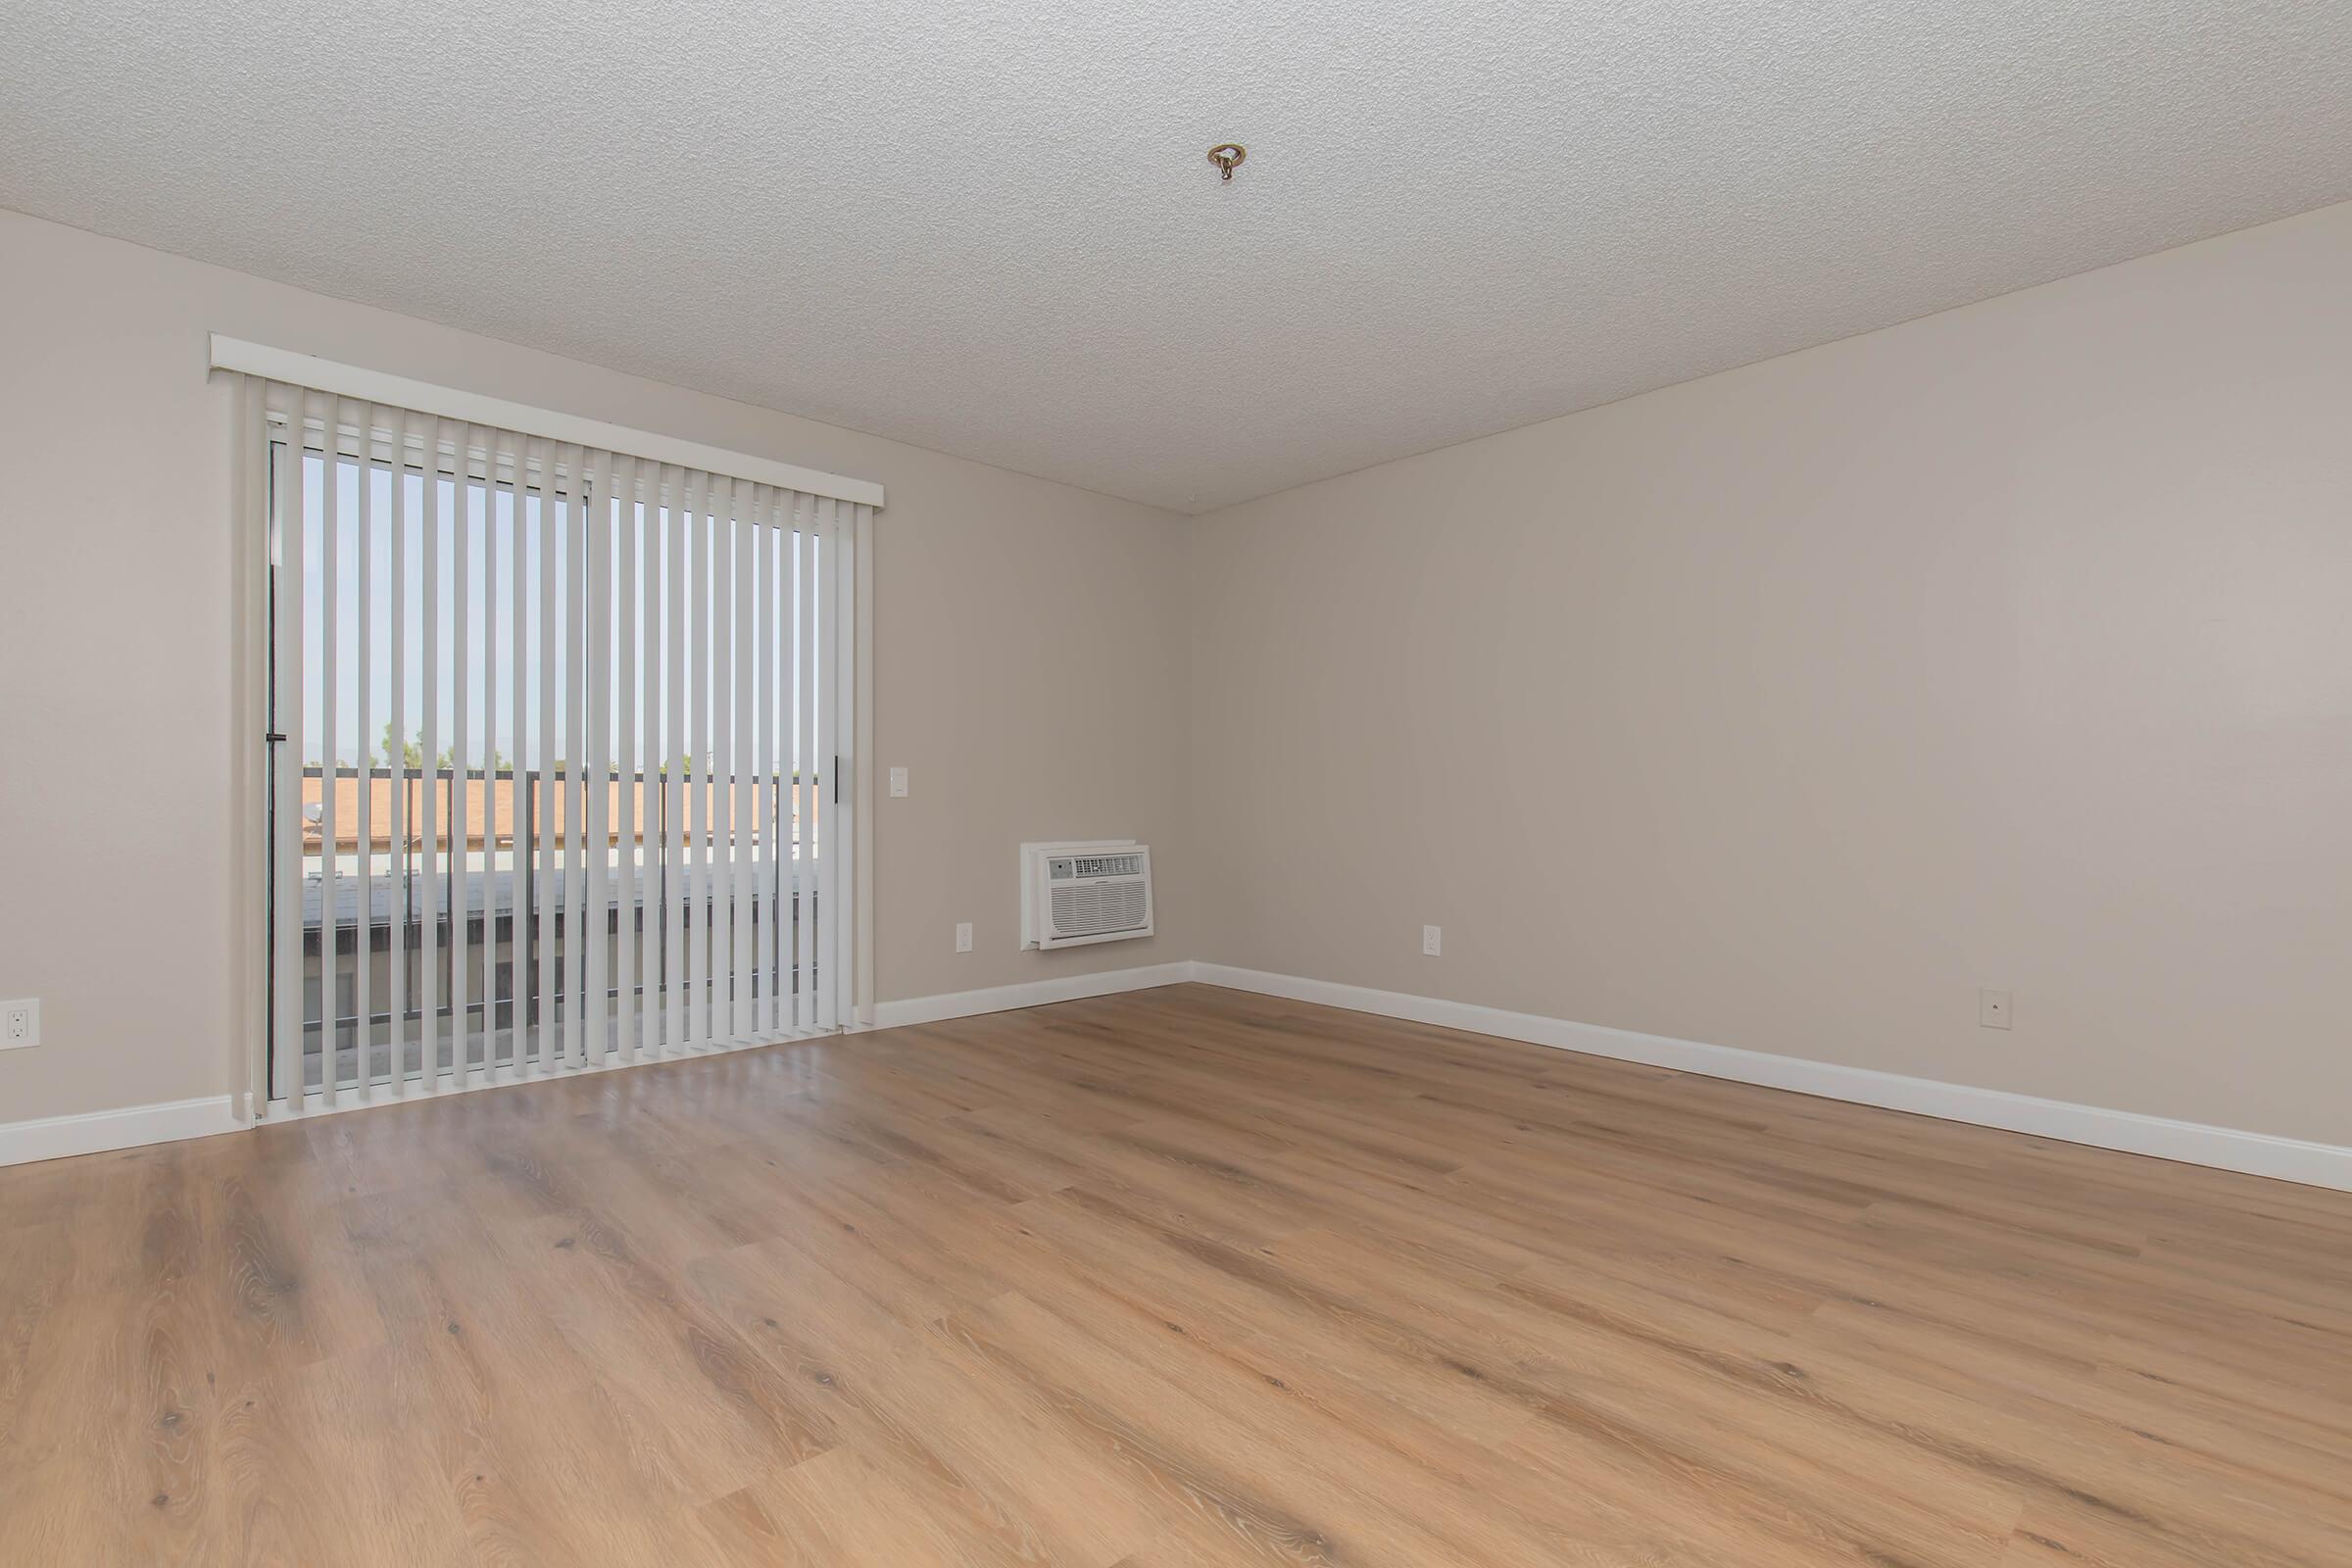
[4,3,2350,1564]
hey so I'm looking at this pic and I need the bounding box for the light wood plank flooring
[3,984,2349,1566]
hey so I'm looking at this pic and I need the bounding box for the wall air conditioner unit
[1019,840,1153,950]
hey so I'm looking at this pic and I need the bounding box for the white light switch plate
[2,999,37,1050]
[956,922,973,953]
[888,766,909,798]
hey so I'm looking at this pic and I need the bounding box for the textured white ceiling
[6,3,2351,514]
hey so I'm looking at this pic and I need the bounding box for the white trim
[0,1096,243,1169]
[868,962,1195,1030]
[16,962,2345,1192]
[229,373,270,1118]
[209,335,885,508]
[1189,964,2352,1194]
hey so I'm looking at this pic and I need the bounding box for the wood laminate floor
[3,984,2349,1566]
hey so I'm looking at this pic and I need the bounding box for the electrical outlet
[956,922,973,954]
[1979,988,2011,1030]
[2,999,37,1051]
[888,766,909,798]
[1422,925,1442,957]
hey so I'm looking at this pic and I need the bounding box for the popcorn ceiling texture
[4,1,2349,514]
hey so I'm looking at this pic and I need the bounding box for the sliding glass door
[258,387,859,1109]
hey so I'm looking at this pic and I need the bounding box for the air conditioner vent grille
[1050,879,1149,936]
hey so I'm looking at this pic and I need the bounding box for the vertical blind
[249,379,864,1109]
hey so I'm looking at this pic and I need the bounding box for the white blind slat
[733,484,758,1041]
[683,470,704,1051]
[418,419,445,1089]
[534,438,559,1079]
[450,425,475,1091]
[503,435,528,1080]
[639,464,663,1061]
[269,388,305,1103]
[481,428,508,1084]
[664,466,688,1060]
[353,413,375,1101]
[796,499,817,1036]
[387,411,412,1098]
[715,476,739,1044]
[318,405,342,1102]
[613,456,639,1065]
[814,497,839,1031]
[785,496,804,1034]
[584,448,612,1065]
[562,446,587,1068]
[840,503,865,1027]
[753,490,773,1039]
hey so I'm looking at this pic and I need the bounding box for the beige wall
[1187,201,2352,1146]
[0,209,1193,1125]
[9,197,2350,1147]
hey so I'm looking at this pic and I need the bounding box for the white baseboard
[11,964,2347,1195]
[0,1095,244,1170]
[1190,963,2352,1194]
[870,961,1196,1030]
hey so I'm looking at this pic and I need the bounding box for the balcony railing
[278,764,822,1063]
